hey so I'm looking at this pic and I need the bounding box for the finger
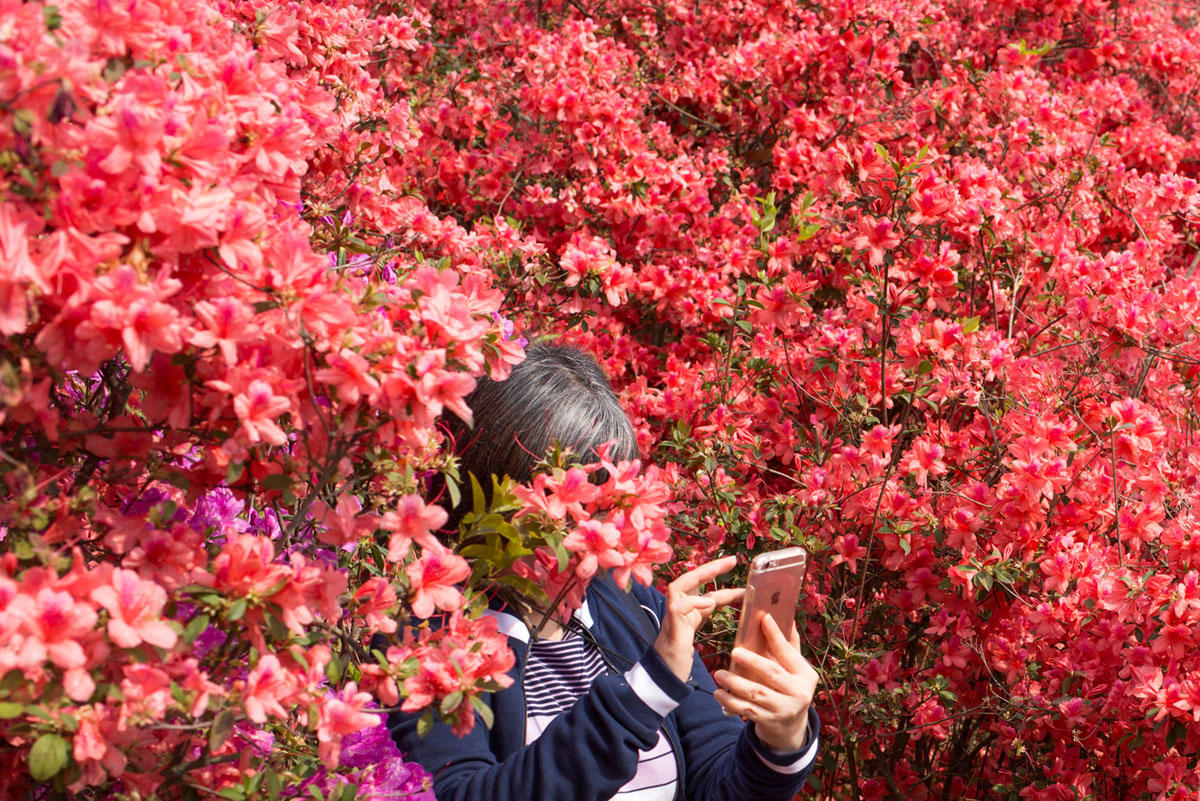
[760,613,806,673]
[669,555,737,595]
[704,587,745,608]
[713,688,771,723]
[713,670,788,714]
[670,594,717,615]
[729,645,786,686]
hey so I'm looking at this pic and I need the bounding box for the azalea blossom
[90,569,178,650]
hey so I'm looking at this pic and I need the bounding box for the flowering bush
[2,0,1199,798]
[0,0,672,795]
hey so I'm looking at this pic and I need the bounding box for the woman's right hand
[653,556,745,682]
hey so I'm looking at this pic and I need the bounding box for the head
[444,342,638,523]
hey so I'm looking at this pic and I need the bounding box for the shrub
[1,0,1198,798]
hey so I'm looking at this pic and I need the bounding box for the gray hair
[444,342,638,522]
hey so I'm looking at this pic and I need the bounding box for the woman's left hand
[712,612,819,753]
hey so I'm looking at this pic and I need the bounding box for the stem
[1110,429,1124,569]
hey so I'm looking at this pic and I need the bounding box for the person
[387,343,820,801]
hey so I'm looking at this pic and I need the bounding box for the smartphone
[733,547,808,661]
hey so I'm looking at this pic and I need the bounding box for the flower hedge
[1,0,1198,799]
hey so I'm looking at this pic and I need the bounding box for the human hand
[712,612,819,753]
[653,556,745,683]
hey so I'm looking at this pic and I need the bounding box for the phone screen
[733,547,808,660]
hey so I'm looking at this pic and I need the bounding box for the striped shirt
[525,629,678,801]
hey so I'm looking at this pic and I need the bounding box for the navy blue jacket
[387,575,820,801]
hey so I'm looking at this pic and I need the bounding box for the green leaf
[209,709,235,752]
[28,733,69,781]
[917,360,934,375]
[182,614,210,645]
[469,695,495,729]
[471,474,487,516]
[445,475,462,511]
[459,544,502,562]
[228,598,248,622]
[217,787,245,801]
[266,769,283,801]
[0,702,24,719]
[326,655,342,685]
[102,57,128,83]
[164,471,192,492]
[265,609,289,642]
[0,670,23,693]
[25,704,53,721]
[960,316,981,334]
[261,473,291,491]
[440,690,463,715]
[43,6,62,30]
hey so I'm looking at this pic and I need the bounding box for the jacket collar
[481,597,596,649]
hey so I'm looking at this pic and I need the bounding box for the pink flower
[7,586,98,671]
[118,663,174,726]
[189,298,257,367]
[91,569,178,650]
[852,216,901,267]
[382,495,447,561]
[406,547,471,618]
[212,534,291,597]
[268,554,348,635]
[416,364,477,424]
[352,577,399,634]
[233,379,292,446]
[832,534,868,574]
[314,495,371,548]
[82,265,184,371]
[563,519,624,581]
[315,348,381,405]
[73,704,128,785]
[0,203,42,336]
[242,654,298,724]
[316,682,379,765]
[87,85,167,176]
[903,438,947,489]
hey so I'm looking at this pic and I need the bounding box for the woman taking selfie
[387,343,820,801]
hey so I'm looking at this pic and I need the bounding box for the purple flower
[337,720,397,770]
[190,488,248,536]
[193,624,228,659]
[122,487,176,517]
[303,719,435,801]
[247,507,283,539]
[234,721,276,757]
[492,311,515,341]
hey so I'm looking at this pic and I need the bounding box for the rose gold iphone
[733,547,808,661]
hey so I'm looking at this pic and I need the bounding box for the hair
[443,342,638,524]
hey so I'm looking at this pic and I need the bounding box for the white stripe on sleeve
[625,662,680,718]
